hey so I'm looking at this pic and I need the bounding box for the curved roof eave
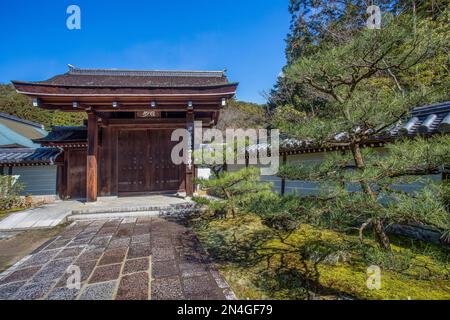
[11,80,240,89]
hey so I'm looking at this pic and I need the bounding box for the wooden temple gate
[13,66,237,201]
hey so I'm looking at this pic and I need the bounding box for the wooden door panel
[119,130,145,193]
[118,129,184,194]
[68,149,87,199]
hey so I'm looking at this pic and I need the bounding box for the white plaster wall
[12,165,57,196]
[227,149,442,195]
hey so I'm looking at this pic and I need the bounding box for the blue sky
[0,1,290,104]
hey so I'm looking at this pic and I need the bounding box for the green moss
[191,213,450,300]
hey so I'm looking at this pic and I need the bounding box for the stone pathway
[0,217,236,300]
[0,195,190,231]
[76,195,189,214]
[0,201,79,231]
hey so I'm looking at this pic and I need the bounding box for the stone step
[71,205,172,215]
[68,211,160,221]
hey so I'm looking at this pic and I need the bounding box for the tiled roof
[33,126,87,144]
[0,112,47,148]
[389,101,450,136]
[0,148,62,165]
[0,113,47,148]
[0,113,45,130]
[14,65,234,88]
[0,124,38,148]
[248,101,450,154]
[67,65,226,78]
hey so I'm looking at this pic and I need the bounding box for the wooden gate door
[148,130,184,192]
[118,129,184,194]
[118,130,146,194]
[67,149,87,199]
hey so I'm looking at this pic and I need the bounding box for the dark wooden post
[185,109,194,197]
[281,153,287,196]
[443,166,449,182]
[64,150,70,199]
[86,112,98,202]
[245,149,249,168]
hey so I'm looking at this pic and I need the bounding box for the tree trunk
[350,143,391,251]
[373,218,391,251]
[222,187,236,218]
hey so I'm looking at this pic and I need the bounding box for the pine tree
[273,11,450,250]
[194,167,273,219]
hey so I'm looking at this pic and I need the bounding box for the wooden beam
[213,111,220,126]
[37,104,223,112]
[86,112,99,202]
[104,118,212,128]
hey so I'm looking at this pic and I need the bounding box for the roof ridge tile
[68,65,226,78]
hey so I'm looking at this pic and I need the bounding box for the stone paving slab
[68,211,160,221]
[0,195,191,231]
[0,201,80,231]
[0,217,236,300]
[72,195,189,215]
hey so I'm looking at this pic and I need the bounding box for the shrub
[0,176,25,211]
[193,167,273,218]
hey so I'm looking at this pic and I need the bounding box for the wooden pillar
[185,109,194,197]
[86,112,98,202]
[281,153,287,196]
[443,166,449,182]
[56,165,62,199]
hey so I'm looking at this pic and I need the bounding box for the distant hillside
[216,100,268,131]
[0,84,85,129]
